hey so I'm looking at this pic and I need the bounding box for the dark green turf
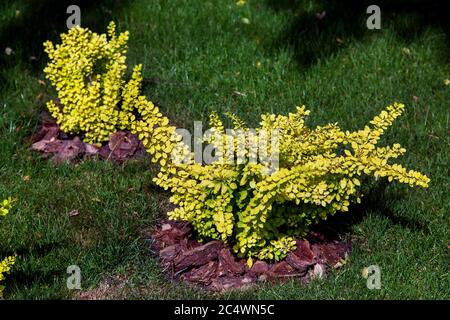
[0,0,448,299]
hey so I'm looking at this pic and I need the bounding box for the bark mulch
[30,113,146,163]
[151,220,352,291]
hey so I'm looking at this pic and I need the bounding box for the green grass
[0,0,448,299]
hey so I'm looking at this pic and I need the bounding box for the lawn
[0,0,448,299]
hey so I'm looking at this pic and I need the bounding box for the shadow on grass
[264,0,449,68]
[311,181,431,240]
[0,0,130,79]
[5,241,67,291]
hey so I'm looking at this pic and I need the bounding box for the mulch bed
[30,113,146,163]
[151,220,352,291]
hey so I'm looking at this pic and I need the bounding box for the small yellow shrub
[43,22,146,145]
[0,198,15,299]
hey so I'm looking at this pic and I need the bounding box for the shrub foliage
[0,198,15,298]
[152,104,430,261]
[44,22,149,145]
[43,24,430,263]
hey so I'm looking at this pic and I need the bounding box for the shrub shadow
[0,0,130,79]
[264,0,449,69]
[311,181,431,240]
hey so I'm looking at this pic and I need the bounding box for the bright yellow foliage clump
[148,103,430,261]
[0,198,14,218]
[43,22,146,145]
[0,198,15,299]
[43,24,430,262]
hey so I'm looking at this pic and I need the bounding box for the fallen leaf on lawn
[316,11,326,20]
[444,79,450,86]
[5,47,13,55]
[67,209,80,217]
[362,267,369,278]
[241,17,250,25]
[22,175,30,182]
[233,91,246,97]
[402,47,411,55]
[333,254,349,268]
[412,95,419,102]
[36,92,44,102]
[38,79,46,86]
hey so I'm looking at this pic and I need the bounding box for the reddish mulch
[151,220,352,291]
[30,113,146,163]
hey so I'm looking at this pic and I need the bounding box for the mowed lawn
[0,0,448,299]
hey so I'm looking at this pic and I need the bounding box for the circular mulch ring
[150,220,352,291]
[30,112,147,163]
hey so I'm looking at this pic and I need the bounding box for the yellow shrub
[43,22,145,145]
[0,198,15,299]
[146,103,430,261]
